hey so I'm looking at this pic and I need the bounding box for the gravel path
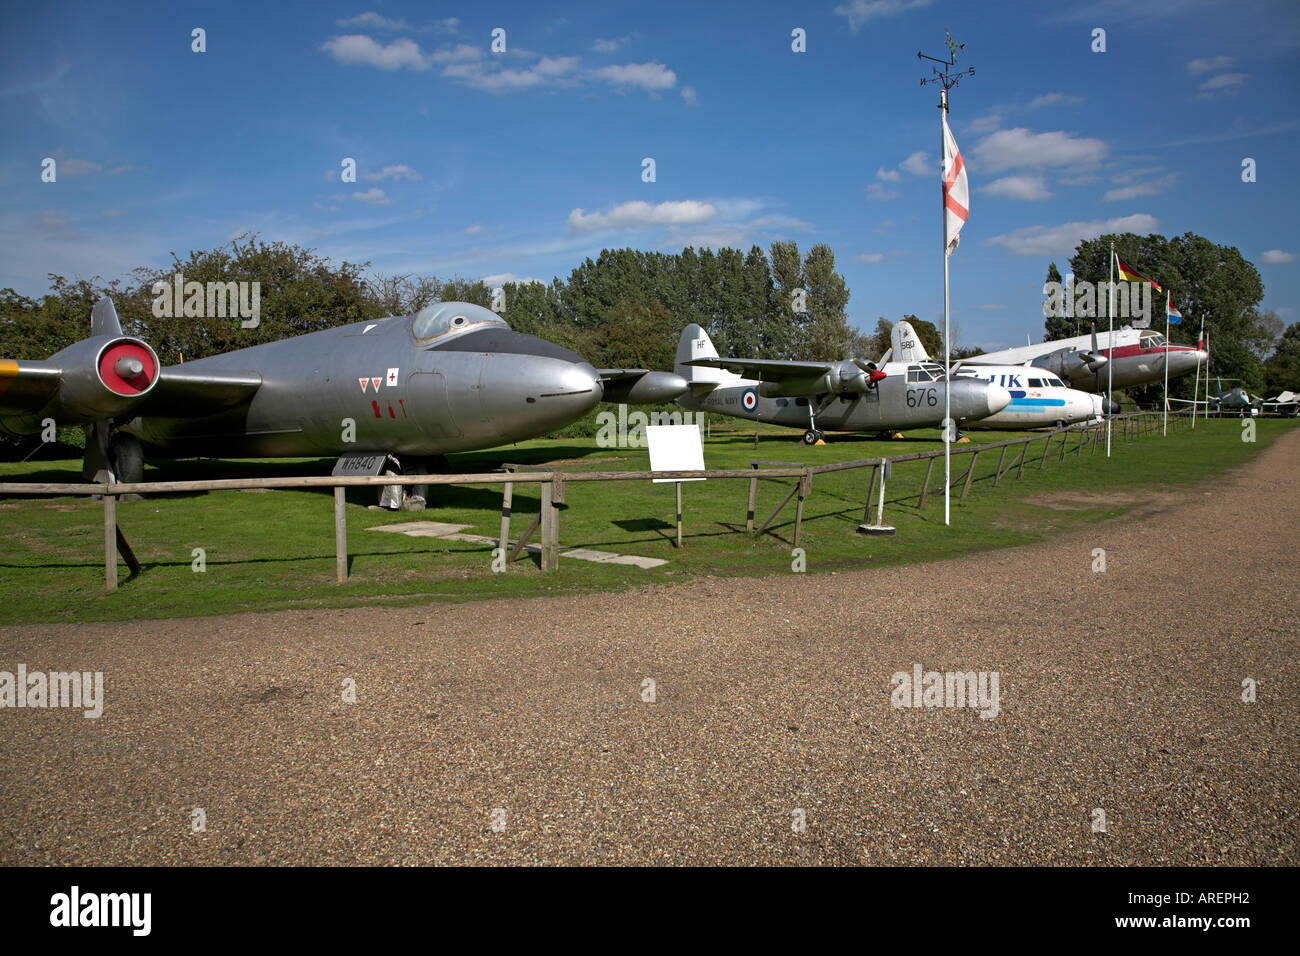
[2,429,1296,865]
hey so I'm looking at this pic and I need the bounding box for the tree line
[1041,231,1296,398]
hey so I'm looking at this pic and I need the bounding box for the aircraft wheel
[1054,419,1067,430]
[108,433,145,484]
[802,429,818,445]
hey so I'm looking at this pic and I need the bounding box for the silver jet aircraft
[672,324,1010,444]
[0,298,685,501]
[964,325,1207,392]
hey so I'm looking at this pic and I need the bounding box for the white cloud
[1198,73,1248,97]
[966,113,1003,134]
[464,224,484,235]
[681,85,698,106]
[855,253,885,263]
[984,213,1159,257]
[591,62,676,91]
[978,304,1006,311]
[1027,92,1084,109]
[1187,55,1233,75]
[336,11,410,32]
[865,183,897,201]
[567,200,716,233]
[974,127,1107,172]
[483,272,545,286]
[37,210,78,240]
[320,35,432,71]
[899,151,931,176]
[1103,173,1176,202]
[984,174,1052,200]
[353,188,391,205]
[593,35,631,53]
[876,167,902,182]
[833,0,933,33]
[1260,250,1296,264]
[364,164,421,182]
[57,157,101,176]
[335,12,458,33]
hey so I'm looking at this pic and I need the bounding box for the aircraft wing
[132,366,264,417]
[684,357,836,382]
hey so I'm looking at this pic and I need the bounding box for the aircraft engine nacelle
[49,335,161,422]
[1033,347,1107,384]
[756,361,885,398]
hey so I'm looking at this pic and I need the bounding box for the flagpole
[1106,242,1114,457]
[918,31,972,527]
[1192,313,1203,428]
[941,88,951,527]
[1205,326,1211,418]
[1163,292,1170,436]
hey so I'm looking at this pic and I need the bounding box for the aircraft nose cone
[538,360,603,423]
[985,383,1012,415]
[1194,349,1209,366]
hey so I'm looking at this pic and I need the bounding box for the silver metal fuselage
[125,313,603,458]
[677,369,1008,432]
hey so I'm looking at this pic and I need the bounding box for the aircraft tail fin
[91,296,123,337]
[890,320,931,364]
[676,324,725,394]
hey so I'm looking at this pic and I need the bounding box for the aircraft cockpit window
[1028,378,1045,387]
[1140,332,1166,348]
[1046,376,1065,387]
[411,302,508,342]
[906,366,936,383]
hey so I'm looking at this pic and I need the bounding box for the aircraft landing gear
[802,429,824,445]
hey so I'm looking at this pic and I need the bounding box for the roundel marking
[741,388,758,412]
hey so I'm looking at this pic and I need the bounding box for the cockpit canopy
[906,362,948,382]
[411,302,508,342]
[1139,331,1167,348]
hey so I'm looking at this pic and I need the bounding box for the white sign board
[647,424,705,483]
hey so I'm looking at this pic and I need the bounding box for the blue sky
[2,0,1297,350]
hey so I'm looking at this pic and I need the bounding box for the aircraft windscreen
[1140,332,1167,348]
[412,302,508,341]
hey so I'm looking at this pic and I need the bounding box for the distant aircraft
[883,321,1109,429]
[1167,378,1298,417]
[0,298,686,504]
[964,325,1206,392]
[672,323,1010,444]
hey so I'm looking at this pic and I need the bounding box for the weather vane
[918,30,975,109]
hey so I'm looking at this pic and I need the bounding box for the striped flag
[1165,289,1183,324]
[942,113,968,256]
[1115,254,1162,293]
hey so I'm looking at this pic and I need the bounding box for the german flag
[1115,254,1162,293]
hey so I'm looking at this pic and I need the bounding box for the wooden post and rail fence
[0,411,1191,591]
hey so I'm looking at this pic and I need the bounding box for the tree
[1069,231,1267,393]
[1263,323,1300,394]
[800,243,854,361]
[1042,260,1075,341]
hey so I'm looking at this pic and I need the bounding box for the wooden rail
[0,412,1179,591]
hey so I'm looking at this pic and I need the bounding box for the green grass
[0,417,1293,625]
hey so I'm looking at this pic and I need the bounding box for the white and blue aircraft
[885,322,1106,430]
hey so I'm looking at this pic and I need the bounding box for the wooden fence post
[540,480,558,571]
[103,490,118,591]
[918,456,936,507]
[334,486,348,583]
[961,451,979,499]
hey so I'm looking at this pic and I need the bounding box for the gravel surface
[1,430,1296,865]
